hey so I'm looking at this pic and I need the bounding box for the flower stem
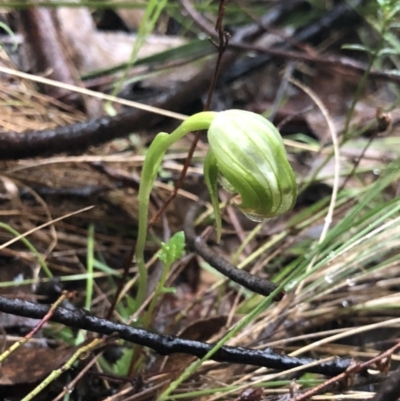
[134,111,216,311]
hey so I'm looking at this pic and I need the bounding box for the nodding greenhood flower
[204,109,297,241]
[134,108,297,308]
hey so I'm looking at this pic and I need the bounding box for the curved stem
[135,111,216,311]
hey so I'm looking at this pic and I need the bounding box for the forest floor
[1,1,400,401]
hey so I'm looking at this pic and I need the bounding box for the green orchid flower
[134,110,297,308]
[204,109,297,241]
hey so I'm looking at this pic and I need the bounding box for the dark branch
[0,295,358,376]
[184,195,284,299]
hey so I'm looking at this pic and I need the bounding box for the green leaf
[341,44,371,53]
[378,48,400,56]
[157,231,186,266]
[161,287,176,294]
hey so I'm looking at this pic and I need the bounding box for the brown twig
[292,341,400,401]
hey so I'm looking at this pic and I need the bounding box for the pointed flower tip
[205,109,297,221]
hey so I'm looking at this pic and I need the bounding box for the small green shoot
[157,231,186,268]
[142,231,185,328]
